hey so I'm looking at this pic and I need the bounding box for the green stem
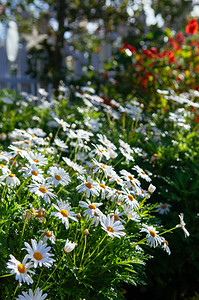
[78,235,87,271]
[82,233,107,268]
[19,214,28,252]
[40,253,65,290]
[34,266,44,292]
[12,284,19,300]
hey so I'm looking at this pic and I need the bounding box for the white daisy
[79,199,103,218]
[120,169,141,193]
[156,203,171,215]
[54,138,68,150]
[28,182,57,203]
[19,164,44,182]
[92,158,114,178]
[64,239,77,253]
[109,208,125,223]
[122,204,140,222]
[26,152,48,166]
[8,145,28,159]
[42,230,56,244]
[0,163,10,175]
[76,175,99,198]
[162,239,171,255]
[132,165,152,182]
[97,180,111,199]
[51,200,77,229]
[47,166,71,187]
[54,117,70,131]
[23,239,54,268]
[121,188,139,210]
[141,224,164,248]
[7,254,34,285]
[6,173,20,187]
[62,157,86,174]
[16,287,47,300]
[100,215,126,238]
[91,143,110,161]
[97,134,117,150]
[176,213,190,238]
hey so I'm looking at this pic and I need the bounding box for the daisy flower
[79,199,103,218]
[62,157,86,174]
[41,230,56,244]
[141,224,164,248]
[54,117,70,131]
[97,134,117,150]
[54,138,68,150]
[47,166,71,187]
[8,145,28,159]
[51,200,77,229]
[132,165,152,182]
[26,152,48,166]
[120,169,141,193]
[7,254,34,285]
[29,182,57,203]
[92,158,114,178]
[16,287,47,300]
[156,203,171,215]
[109,208,125,223]
[121,188,139,210]
[122,204,140,222]
[91,143,110,161]
[100,215,126,238]
[162,239,171,255]
[23,239,54,268]
[76,175,99,198]
[6,173,20,187]
[64,239,77,253]
[20,164,44,182]
[0,163,10,175]
[97,180,111,199]
[176,213,190,238]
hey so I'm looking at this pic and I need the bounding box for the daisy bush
[0,84,194,299]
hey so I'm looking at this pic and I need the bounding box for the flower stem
[40,253,65,290]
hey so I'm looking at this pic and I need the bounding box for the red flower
[185,18,198,35]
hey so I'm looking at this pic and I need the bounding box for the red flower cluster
[120,42,136,53]
[185,18,198,35]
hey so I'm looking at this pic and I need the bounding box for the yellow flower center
[94,211,99,217]
[17,150,22,154]
[9,174,15,178]
[128,194,134,201]
[116,190,121,194]
[89,204,96,210]
[107,226,114,233]
[85,182,92,189]
[55,175,61,181]
[111,214,119,221]
[99,184,106,189]
[30,208,35,213]
[39,187,47,193]
[98,149,103,153]
[33,252,43,261]
[161,204,167,209]
[33,159,39,163]
[128,175,133,180]
[100,164,106,169]
[149,230,156,238]
[17,263,26,273]
[165,240,169,246]
[24,140,29,144]
[31,170,38,176]
[45,231,52,237]
[127,213,132,218]
[60,209,69,217]
[0,164,4,168]
[141,171,146,175]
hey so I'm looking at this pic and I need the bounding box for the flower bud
[83,229,89,235]
[148,184,156,194]
[76,213,81,218]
